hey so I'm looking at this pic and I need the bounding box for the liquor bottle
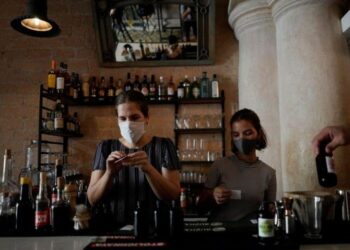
[211,74,219,98]
[82,76,90,102]
[141,75,149,97]
[115,79,124,96]
[62,63,71,96]
[149,75,157,101]
[90,77,97,101]
[56,63,65,95]
[15,176,34,233]
[51,177,71,233]
[73,112,80,134]
[69,72,76,98]
[35,172,51,232]
[182,75,191,99]
[98,76,106,102]
[72,73,81,100]
[107,76,115,101]
[177,81,184,99]
[200,72,209,98]
[51,159,63,204]
[191,76,200,99]
[180,188,187,213]
[316,141,337,187]
[0,149,19,233]
[77,180,87,206]
[47,60,56,94]
[167,76,175,101]
[258,201,276,246]
[154,200,169,239]
[124,73,132,92]
[158,76,166,101]
[133,75,141,92]
[169,200,184,238]
[134,201,148,239]
[54,99,65,132]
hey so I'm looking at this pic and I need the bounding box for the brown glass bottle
[35,172,51,233]
[51,159,63,204]
[15,177,34,233]
[51,177,71,233]
[258,201,276,246]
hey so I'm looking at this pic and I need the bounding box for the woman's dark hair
[115,90,149,117]
[230,108,267,151]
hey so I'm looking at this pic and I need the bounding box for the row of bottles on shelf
[42,99,81,134]
[46,60,221,102]
[0,149,89,234]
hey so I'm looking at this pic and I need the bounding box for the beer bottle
[258,201,276,246]
[51,177,71,233]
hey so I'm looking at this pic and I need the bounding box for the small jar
[73,204,91,231]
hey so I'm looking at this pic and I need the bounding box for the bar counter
[1,219,350,250]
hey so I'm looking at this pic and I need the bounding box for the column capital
[229,0,273,40]
[269,0,346,22]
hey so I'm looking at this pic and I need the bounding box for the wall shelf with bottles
[38,84,83,171]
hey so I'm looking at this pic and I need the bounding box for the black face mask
[232,138,257,155]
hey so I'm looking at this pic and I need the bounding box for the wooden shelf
[174,128,224,134]
[176,97,222,104]
[40,129,83,138]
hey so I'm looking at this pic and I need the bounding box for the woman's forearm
[143,166,180,200]
[87,170,114,206]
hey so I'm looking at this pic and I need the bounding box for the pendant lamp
[11,0,60,37]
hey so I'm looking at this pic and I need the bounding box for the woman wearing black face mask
[198,109,276,222]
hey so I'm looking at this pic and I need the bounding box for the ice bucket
[284,191,337,239]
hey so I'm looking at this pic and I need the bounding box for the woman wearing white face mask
[87,91,181,228]
[198,109,276,222]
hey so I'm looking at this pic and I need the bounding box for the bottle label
[51,193,57,204]
[177,88,184,98]
[116,89,123,96]
[35,209,50,228]
[141,87,149,96]
[82,83,89,97]
[192,87,200,98]
[258,218,274,238]
[73,89,78,99]
[211,82,219,98]
[326,156,335,173]
[54,118,64,129]
[150,87,156,93]
[48,75,56,89]
[167,87,174,96]
[56,77,64,90]
[108,89,114,97]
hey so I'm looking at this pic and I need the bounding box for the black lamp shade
[10,0,60,37]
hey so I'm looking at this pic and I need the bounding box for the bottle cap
[55,158,62,166]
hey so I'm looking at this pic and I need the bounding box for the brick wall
[0,0,238,179]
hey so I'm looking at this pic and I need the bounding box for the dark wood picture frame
[91,0,215,67]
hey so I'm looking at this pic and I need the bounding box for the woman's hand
[106,151,127,176]
[122,151,152,172]
[312,126,350,155]
[213,186,231,205]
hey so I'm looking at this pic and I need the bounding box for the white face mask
[118,121,145,145]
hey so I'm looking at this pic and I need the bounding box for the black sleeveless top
[92,136,180,227]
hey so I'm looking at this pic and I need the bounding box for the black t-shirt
[91,136,180,226]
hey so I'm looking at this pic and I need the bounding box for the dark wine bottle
[258,201,276,246]
[153,200,169,239]
[35,172,51,233]
[51,177,71,233]
[134,201,148,240]
[316,141,337,187]
[169,200,184,239]
[15,177,34,233]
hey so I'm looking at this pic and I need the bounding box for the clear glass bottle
[211,74,219,98]
[0,149,19,233]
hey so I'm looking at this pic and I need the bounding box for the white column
[271,0,350,191]
[229,0,283,198]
